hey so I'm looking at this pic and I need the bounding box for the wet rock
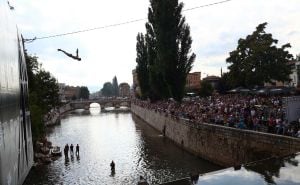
[35,153,46,159]
[34,137,58,165]
[43,157,52,164]
[36,141,43,148]
[40,147,50,155]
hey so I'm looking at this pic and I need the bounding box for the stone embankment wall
[132,104,300,167]
[59,103,73,114]
[44,104,73,126]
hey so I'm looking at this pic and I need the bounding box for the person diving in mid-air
[57,48,81,61]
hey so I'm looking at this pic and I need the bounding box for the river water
[24,107,221,185]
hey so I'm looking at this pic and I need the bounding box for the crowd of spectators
[133,95,300,137]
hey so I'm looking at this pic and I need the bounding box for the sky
[10,0,300,92]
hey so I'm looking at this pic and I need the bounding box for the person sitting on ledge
[58,48,81,61]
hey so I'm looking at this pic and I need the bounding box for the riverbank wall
[44,104,73,126]
[59,103,73,115]
[131,104,300,167]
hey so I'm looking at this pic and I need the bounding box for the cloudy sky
[11,0,300,92]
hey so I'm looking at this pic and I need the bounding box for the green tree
[218,72,233,94]
[136,0,195,101]
[112,76,119,96]
[101,82,113,97]
[226,22,293,88]
[25,52,59,140]
[296,54,300,85]
[79,86,90,99]
[199,81,213,97]
[136,33,150,99]
[145,23,166,101]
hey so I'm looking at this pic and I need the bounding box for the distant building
[89,91,101,99]
[289,60,300,87]
[185,72,201,92]
[64,86,80,100]
[264,60,300,87]
[202,75,221,89]
[119,83,130,97]
[132,69,202,96]
[132,69,141,96]
[58,83,66,102]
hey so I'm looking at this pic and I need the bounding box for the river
[23,107,222,185]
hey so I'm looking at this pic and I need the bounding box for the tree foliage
[135,0,195,102]
[199,80,213,97]
[218,73,232,94]
[136,33,150,99]
[101,82,113,97]
[25,52,59,140]
[79,86,90,99]
[296,54,300,84]
[226,22,293,88]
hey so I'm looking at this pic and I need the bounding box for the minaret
[221,67,223,77]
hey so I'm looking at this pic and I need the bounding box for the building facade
[64,86,80,100]
[289,61,300,87]
[185,72,201,91]
[202,75,221,89]
[264,60,300,88]
[133,69,202,95]
[58,83,66,102]
[119,82,130,97]
[132,69,141,96]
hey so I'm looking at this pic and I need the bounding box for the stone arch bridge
[69,99,131,110]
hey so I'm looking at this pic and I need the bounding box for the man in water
[70,144,74,155]
[110,160,115,173]
[76,144,80,156]
[64,144,69,158]
[66,144,69,155]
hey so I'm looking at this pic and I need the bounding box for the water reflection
[189,153,300,185]
[90,106,101,115]
[245,154,300,184]
[24,109,221,185]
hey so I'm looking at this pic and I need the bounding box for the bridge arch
[119,101,130,108]
[69,99,131,111]
[89,102,101,114]
[89,102,101,108]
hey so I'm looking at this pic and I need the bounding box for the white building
[58,83,66,102]
[289,61,300,87]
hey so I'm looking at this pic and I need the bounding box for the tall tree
[25,52,59,140]
[226,22,293,87]
[145,22,167,101]
[199,80,213,97]
[218,72,232,94]
[101,82,113,97]
[136,33,150,99]
[112,76,119,96]
[296,54,300,86]
[79,86,90,99]
[137,0,195,101]
[34,70,59,112]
